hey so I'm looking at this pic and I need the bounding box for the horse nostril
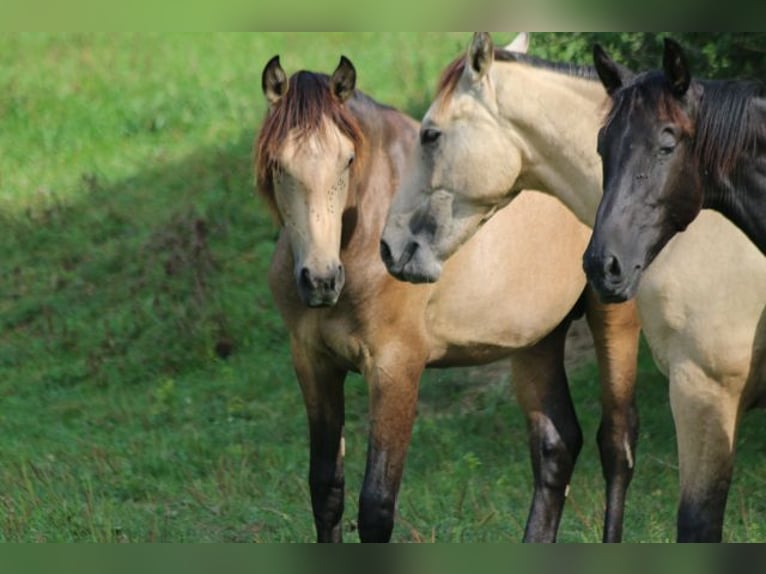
[605,254,622,279]
[380,239,393,266]
[299,267,314,289]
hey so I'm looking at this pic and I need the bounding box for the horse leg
[670,365,741,542]
[513,318,583,542]
[292,340,348,543]
[358,352,423,542]
[584,291,641,542]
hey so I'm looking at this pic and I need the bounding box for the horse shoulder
[638,211,766,387]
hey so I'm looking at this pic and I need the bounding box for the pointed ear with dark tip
[262,55,288,105]
[330,55,356,102]
[663,37,691,97]
[593,43,624,97]
[467,32,494,80]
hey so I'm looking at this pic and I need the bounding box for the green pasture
[1,33,764,542]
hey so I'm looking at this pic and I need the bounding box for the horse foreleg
[585,291,641,543]
[358,352,423,542]
[292,340,348,543]
[513,319,583,543]
[670,365,740,542]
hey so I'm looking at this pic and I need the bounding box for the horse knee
[597,405,639,479]
[532,415,582,489]
[357,491,396,542]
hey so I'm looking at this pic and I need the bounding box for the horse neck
[494,63,607,226]
[703,99,766,255]
[344,97,417,255]
[706,180,766,256]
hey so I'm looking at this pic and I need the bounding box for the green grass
[1,32,765,542]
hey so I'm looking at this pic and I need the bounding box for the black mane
[694,78,765,180]
[495,50,600,81]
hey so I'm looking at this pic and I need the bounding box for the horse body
[382,32,766,541]
[259,55,639,542]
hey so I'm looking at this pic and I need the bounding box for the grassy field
[1,32,765,542]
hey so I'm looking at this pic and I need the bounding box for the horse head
[584,39,704,302]
[256,56,363,307]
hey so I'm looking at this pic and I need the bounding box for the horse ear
[467,32,494,80]
[331,56,356,103]
[663,38,691,97]
[593,44,624,97]
[262,55,288,105]
[504,32,529,54]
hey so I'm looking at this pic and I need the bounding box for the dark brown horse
[584,38,766,302]
[256,54,639,542]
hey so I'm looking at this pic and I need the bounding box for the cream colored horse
[258,54,640,542]
[382,32,766,542]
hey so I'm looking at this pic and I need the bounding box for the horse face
[583,110,684,302]
[585,43,703,303]
[273,120,355,306]
[381,33,524,283]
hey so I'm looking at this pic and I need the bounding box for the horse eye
[347,153,355,167]
[658,128,677,155]
[420,128,441,146]
[659,140,676,155]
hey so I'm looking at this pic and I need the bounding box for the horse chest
[317,314,371,372]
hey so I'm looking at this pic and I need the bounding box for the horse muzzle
[379,236,442,284]
[582,245,642,304]
[297,264,345,307]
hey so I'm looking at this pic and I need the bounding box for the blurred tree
[528,33,765,80]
